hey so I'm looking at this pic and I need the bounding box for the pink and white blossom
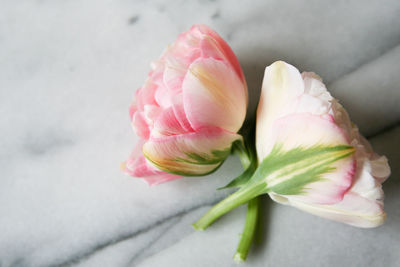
[256,61,390,227]
[123,25,248,185]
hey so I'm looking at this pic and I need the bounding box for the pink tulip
[122,25,248,185]
[256,61,390,227]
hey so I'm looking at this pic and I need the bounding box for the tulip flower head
[123,25,248,185]
[256,61,390,227]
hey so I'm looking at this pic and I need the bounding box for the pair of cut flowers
[123,25,391,262]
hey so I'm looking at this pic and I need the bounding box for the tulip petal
[154,84,172,108]
[122,141,181,186]
[195,24,246,82]
[287,192,385,228]
[171,95,195,132]
[135,79,158,111]
[163,56,187,93]
[131,112,150,139]
[142,127,241,176]
[260,113,356,204]
[183,58,247,133]
[256,61,305,159]
[153,107,186,136]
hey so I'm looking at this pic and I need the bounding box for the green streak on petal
[250,143,354,195]
[143,151,219,177]
[269,165,333,195]
[174,147,231,166]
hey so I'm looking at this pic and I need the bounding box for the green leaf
[218,163,256,189]
[220,137,258,189]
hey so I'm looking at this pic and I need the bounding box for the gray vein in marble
[327,41,400,86]
[126,217,180,267]
[127,207,212,266]
[54,199,225,267]
[329,44,400,136]
[327,43,400,87]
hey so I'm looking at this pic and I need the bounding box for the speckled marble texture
[1,1,399,266]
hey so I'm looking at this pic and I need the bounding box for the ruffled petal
[143,127,241,176]
[135,79,158,111]
[131,112,150,139]
[171,95,195,132]
[154,84,172,108]
[182,58,247,132]
[163,56,188,94]
[370,156,391,182]
[153,107,187,136]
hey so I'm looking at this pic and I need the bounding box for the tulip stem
[232,135,261,262]
[193,182,266,230]
[234,196,260,263]
[232,140,252,169]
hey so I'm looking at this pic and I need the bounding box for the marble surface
[1,1,399,266]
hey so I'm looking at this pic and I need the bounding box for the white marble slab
[0,0,399,266]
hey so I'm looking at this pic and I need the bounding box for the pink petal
[194,24,246,82]
[123,140,181,186]
[154,84,172,108]
[143,104,162,126]
[171,95,195,132]
[163,56,188,94]
[288,192,385,228]
[182,58,247,133]
[265,113,355,204]
[153,107,187,136]
[129,101,137,120]
[143,173,182,186]
[142,126,241,176]
[131,112,150,139]
[135,79,158,112]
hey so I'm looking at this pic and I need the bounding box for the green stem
[234,196,260,263]
[232,140,252,169]
[193,182,266,230]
